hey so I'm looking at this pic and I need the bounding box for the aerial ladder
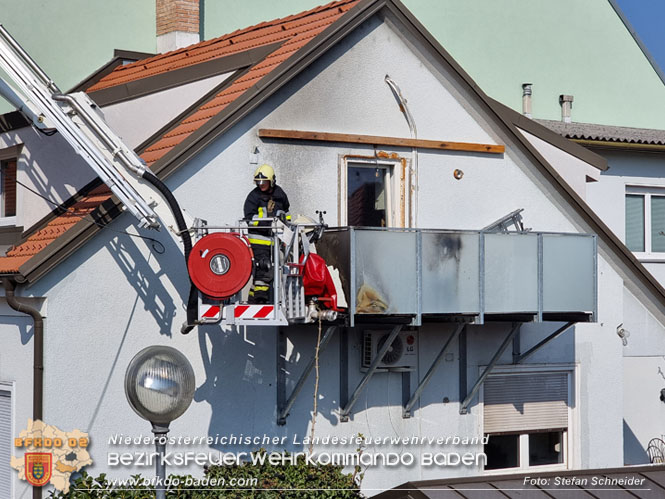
[0,25,343,331]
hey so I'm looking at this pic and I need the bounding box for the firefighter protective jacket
[243,184,290,221]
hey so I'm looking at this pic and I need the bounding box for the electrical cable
[36,126,57,137]
[140,170,197,333]
[385,373,405,456]
[14,178,165,254]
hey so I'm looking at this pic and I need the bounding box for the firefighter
[243,164,290,303]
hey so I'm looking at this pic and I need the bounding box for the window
[1,158,17,218]
[0,144,20,224]
[340,157,408,227]
[0,386,12,498]
[483,371,571,472]
[348,164,391,227]
[626,187,665,254]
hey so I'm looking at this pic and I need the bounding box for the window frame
[0,145,20,226]
[339,155,409,228]
[0,158,17,219]
[480,364,577,475]
[0,380,15,499]
[625,185,665,259]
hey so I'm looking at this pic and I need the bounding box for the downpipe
[3,279,44,499]
[385,75,418,226]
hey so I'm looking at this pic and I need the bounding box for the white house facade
[0,1,664,497]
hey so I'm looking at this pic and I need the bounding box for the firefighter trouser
[248,235,273,303]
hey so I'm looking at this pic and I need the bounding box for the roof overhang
[498,107,608,171]
[538,118,665,152]
[69,49,156,94]
[87,42,282,107]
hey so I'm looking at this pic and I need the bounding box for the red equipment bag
[302,253,342,311]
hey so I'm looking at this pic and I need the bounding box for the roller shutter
[0,389,11,499]
[484,372,568,434]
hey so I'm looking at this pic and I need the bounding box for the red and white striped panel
[200,305,221,320]
[234,305,274,319]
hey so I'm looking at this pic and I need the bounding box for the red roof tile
[138,1,356,168]
[0,187,111,272]
[0,0,359,275]
[88,0,356,92]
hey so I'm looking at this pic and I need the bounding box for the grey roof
[489,99,608,171]
[375,464,665,498]
[538,119,665,146]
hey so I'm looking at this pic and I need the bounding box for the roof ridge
[113,0,355,75]
[215,0,352,42]
[88,0,356,92]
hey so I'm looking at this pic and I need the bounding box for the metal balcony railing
[317,227,597,326]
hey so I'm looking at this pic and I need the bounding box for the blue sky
[615,0,665,75]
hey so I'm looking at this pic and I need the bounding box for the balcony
[317,227,597,326]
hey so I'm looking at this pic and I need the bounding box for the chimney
[559,94,574,123]
[156,0,200,53]
[522,83,533,118]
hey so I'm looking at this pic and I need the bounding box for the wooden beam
[258,129,505,154]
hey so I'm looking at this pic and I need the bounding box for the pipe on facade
[3,279,44,499]
[385,75,418,227]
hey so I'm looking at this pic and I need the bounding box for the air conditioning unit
[362,330,418,372]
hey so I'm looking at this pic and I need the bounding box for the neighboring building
[534,120,665,466]
[540,121,665,282]
[1,1,664,497]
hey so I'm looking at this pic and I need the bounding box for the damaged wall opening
[340,156,407,227]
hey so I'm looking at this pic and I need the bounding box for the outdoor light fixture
[616,323,630,346]
[125,345,195,499]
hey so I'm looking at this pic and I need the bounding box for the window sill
[0,216,17,227]
[634,253,665,263]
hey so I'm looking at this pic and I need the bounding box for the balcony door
[341,157,407,227]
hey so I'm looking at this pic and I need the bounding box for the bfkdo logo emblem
[25,452,52,487]
[11,420,92,493]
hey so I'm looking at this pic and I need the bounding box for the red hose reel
[188,233,253,299]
